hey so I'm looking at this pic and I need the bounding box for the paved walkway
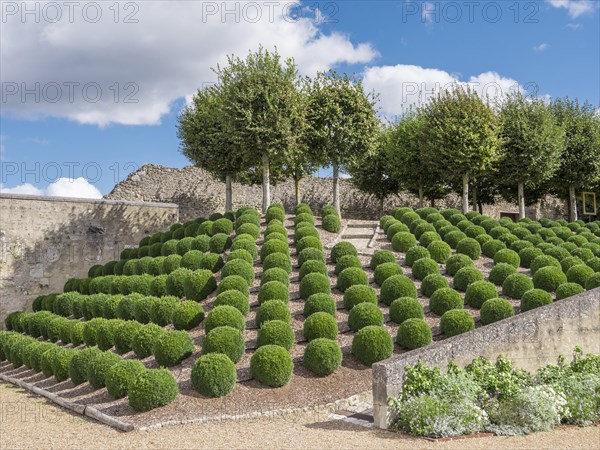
[328,220,379,254]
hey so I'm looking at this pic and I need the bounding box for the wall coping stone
[0,193,178,209]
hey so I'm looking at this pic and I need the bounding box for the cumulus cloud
[1,178,102,199]
[1,1,376,126]
[546,0,597,18]
[532,43,551,52]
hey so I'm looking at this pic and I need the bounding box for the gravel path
[1,384,598,450]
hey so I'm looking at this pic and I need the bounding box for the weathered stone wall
[371,288,600,429]
[105,164,568,222]
[0,194,178,326]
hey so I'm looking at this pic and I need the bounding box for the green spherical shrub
[255,300,291,328]
[348,302,383,332]
[212,218,234,235]
[299,260,328,281]
[153,330,195,367]
[502,273,534,299]
[519,247,544,268]
[386,222,410,240]
[419,231,441,248]
[297,236,322,254]
[449,213,467,226]
[47,316,69,343]
[191,353,236,398]
[300,272,331,299]
[533,266,567,292]
[113,320,143,354]
[303,338,342,376]
[545,246,571,262]
[465,225,486,239]
[53,293,75,317]
[257,320,295,350]
[258,281,289,305]
[336,267,368,292]
[202,326,245,363]
[260,240,290,263]
[27,311,53,339]
[263,252,292,274]
[263,232,288,245]
[521,289,552,312]
[380,215,396,230]
[163,254,182,274]
[38,346,60,376]
[237,206,259,218]
[226,250,254,267]
[411,257,440,281]
[426,241,452,264]
[440,310,475,337]
[566,264,595,288]
[213,290,249,317]
[444,254,472,277]
[86,350,122,388]
[415,222,436,239]
[105,359,146,399]
[429,288,463,316]
[567,234,588,247]
[295,203,312,215]
[128,368,179,412]
[304,293,336,317]
[250,345,293,387]
[434,219,453,232]
[405,246,430,267]
[82,317,105,346]
[374,262,402,286]
[420,273,449,297]
[222,259,255,286]
[205,305,245,334]
[536,243,554,253]
[331,242,357,264]
[183,269,217,301]
[453,266,483,292]
[136,256,154,274]
[322,214,341,233]
[147,257,166,276]
[236,214,260,230]
[401,211,421,227]
[380,275,417,306]
[217,275,250,297]
[585,272,600,290]
[295,213,315,226]
[455,238,481,261]
[25,342,54,372]
[260,267,290,287]
[180,250,205,270]
[482,239,507,258]
[295,225,319,242]
[230,239,258,259]
[488,263,517,286]
[172,227,185,240]
[389,297,424,325]
[96,319,122,351]
[190,235,211,253]
[198,253,224,273]
[352,325,393,366]
[585,256,600,272]
[236,223,260,239]
[322,205,338,217]
[165,268,192,298]
[370,250,397,271]
[571,248,595,263]
[480,298,515,325]
[132,323,165,359]
[391,232,416,252]
[176,237,194,256]
[493,249,520,268]
[51,347,76,381]
[334,255,362,276]
[392,207,414,220]
[184,223,200,238]
[150,296,179,326]
[133,296,155,324]
[530,255,562,275]
[342,285,377,311]
[510,239,534,253]
[444,230,467,249]
[298,248,325,267]
[555,282,585,300]
[465,280,497,309]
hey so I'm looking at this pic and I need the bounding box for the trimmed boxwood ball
[298,248,325,267]
[348,302,383,332]
[456,238,482,260]
[217,275,250,297]
[488,263,517,286]
[176,237,194,256]
[114,320,143,354]
[545,246,571,262]
[444,230,467,249]
[183,269,217,301]
[295,213,315,226]
[261,239,290,262]
[227,249,254,265]
[304,338,342,376]
[297,236,323,253]
[343,284,377,310]
[566,264,595,288]
[87,350,122,388]
[445,254,474,277]
[392,232,417,252]
[300,260,328,281]
[202,326,245,363]
[414,222,436,240]
[502,273,534,299]
[370,250,396,270]
[129,368,179,412]
[209,233,232,254]
[236,214,260,229]
[231,239,258,259]
[427,241,452,264]
[255,300,291,328]
[264,232,288,244]
[263,252,292,274]
[429,288,463,315]
[191,353,237,398]
[96,319,122,351]
[304,293,336,317]
[25,342,53,372]
[205,305,245,334]
[82,317,105,346]
[105,359,146,399]
[352,325,393,366]
[380,215,396,231]
[555,282,585,300]
[374,262,402,286]
[411,257,439,281]
[166,268,192,298]
[300,272,331,299]
[480,298,515,325]
[322,214,341,233]
[133,296,155,324]
[236,223,260,239]
[380,275,417,306]
[405,246,430,267]
[331,242,358,263]
[419,231,441,248]
[530,255,561,275]
[260,267,290,287]
[521,288,553,312]
[585,256,600,272]
[571,248,595,263]
[493,249,520,268]
[163,254,182,274]
[295,225,319,243]
[336,267,368,292]
[214,290,249,316]
[389,297,424,325]
[222,259,255,286]
[465,280,497,309]
[198,252,224,272]
[153,330,195,367]
[519,247,544,268]
[440,310,475,337]
[250,345,293,387]
[303,312,338,341]
[132,323,165,359]
[295,203,313,215]
[257,320,295,350]
[510,239,534,253]
[258,281,289,305]
[69,347,102,385]
[482,239,507,258]
[150,296,179,326]
[421,273,449,297]
[386,222,410,240]
[453,266,483,292]
[533,266,567,292]
[212,218,234,235]
[585,272,600,290]
[334,255,362,276]
[172,301,205,330]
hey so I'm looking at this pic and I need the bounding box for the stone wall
[105,164,569,222]
[371,288,600,429]
[0,194,178,327]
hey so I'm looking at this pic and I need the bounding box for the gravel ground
[1,384,599,450]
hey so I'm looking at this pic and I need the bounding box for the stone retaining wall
[371,288,600,429]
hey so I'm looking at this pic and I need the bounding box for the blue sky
[1,0,598,197]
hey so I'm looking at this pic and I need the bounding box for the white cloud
[0,178,102,199]
[1,1,376,127]
[566,22,583,29]
[363,64,526,119]
[546,0,597,18]
[533,43,551,52]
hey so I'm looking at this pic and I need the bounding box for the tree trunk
[225,173,233,212]
[294,176,301,206]
[262,153,270,213]
[478,201,483,215]
[462,174,469,214]
[517,182,525,220]
[418,185,424,209]
[569,184,577,222]
[332,161,341,216]
[380,196,385,216]
[430,198,435,208]
[472,184,478,211]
